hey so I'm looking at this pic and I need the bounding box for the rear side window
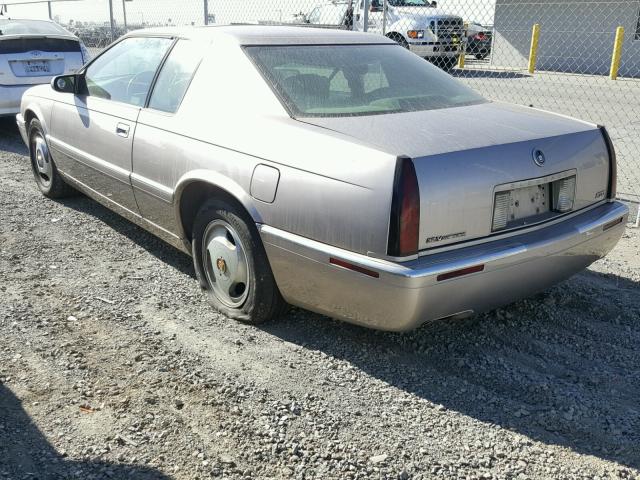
[83,36,173,106]
[148,40,203,113]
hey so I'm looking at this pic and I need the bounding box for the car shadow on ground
[263,269,640,471]
[59,194,197,280]
[0,383,171,479]
[451,69,530,79]
[0,118,194,279]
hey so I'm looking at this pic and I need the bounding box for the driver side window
[83,37,173,106]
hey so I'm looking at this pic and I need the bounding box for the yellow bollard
[609,26,625,80]
[458,22,468,69]
[458,50,465,69]
[528,23,540,74]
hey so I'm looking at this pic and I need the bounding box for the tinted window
[148,40,202,113]
[636,7,640,40]
[246,44,485,117]
[0,19,70,36]
[0,38,80,54]
[83,37,172,106]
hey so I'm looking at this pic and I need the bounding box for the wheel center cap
[216,257,227,274]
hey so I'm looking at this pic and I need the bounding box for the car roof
[125,24,393,45]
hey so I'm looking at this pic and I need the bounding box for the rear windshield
[0,38,80,54]
[0,19,70,36]
[245,44,485,117]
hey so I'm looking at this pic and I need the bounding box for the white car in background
[0,18,89,116]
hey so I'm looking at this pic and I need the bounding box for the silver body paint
[17,26,628,330]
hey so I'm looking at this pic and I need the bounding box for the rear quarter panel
[132,39,398,256]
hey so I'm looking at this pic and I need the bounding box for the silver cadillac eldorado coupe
[16,26,628,331]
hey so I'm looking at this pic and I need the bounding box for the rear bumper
[409,42,461,58]
[16,113,28,146]
[260,201,628,331]
[0,85,33,117]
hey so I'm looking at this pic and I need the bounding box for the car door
[130,39,205,234]
[48,36,173,213]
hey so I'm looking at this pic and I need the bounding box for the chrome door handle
[116,123,130,138]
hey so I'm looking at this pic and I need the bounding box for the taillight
[598,125,617,199]
[473,32,486,40]
[388,156,420,257]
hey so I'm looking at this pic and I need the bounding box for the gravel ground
[1,117,639,480]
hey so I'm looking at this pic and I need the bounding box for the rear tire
[192,198,287,324]
[28,119,75,199]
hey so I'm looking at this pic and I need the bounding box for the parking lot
[0,117,639,479]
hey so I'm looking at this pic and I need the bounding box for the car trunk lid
[299,102,611,250]
[0,35,83,86]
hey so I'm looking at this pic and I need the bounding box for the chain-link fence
[6,0,640,212]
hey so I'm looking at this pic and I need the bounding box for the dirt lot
[0,117,639,480]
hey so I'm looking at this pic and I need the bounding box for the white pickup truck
[302,0,465,70]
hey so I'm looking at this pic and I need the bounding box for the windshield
[246,44,485,118]
[0,19,70,36]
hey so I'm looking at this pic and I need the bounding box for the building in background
[490,0,640,77]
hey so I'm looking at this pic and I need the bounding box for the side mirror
[51,74,77,93]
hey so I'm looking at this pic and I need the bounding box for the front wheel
[28,119,75,198]
[192,198,287,324]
